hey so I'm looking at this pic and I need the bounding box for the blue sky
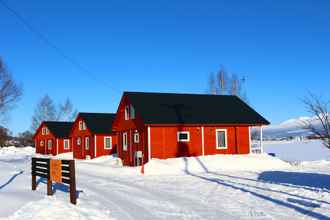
[1,0,330,134]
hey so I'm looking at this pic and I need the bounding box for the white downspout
[94,135,97,158]
[201,126,205,156]
[147,126,151,162]
[260,126,263,154]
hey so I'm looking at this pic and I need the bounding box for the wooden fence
[31,157,77,204]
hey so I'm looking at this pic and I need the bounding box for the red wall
[71,115,117,159]
[33,123,72,155]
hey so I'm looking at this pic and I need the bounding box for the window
[47,139,52,150]
[134,132,139,143]
[82,121,87,130]
[79,121,83,130]
[130,105,135,119]
[104,137,112,149]
[124,105,130,120]
[123,132,128,151]
[64,139,70,149]
[85,137,90,150]
[177,131,190,142]
[216,129,227,149]
[40,140,44,146]
[77,137,81,145]
[42,127,48,135]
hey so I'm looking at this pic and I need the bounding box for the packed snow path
[0,147,330,219]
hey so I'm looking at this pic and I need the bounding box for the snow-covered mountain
[262,116,321,140]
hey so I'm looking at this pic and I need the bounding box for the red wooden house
[70,113,117,159]
[34,121,73,155]
[112,92,270,166]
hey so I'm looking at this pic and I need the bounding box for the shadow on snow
[258,171,330,192]
[183,157,330,220]
[36,178,83,198]
[0,170,24,190]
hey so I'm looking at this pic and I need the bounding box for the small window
[104,137,112,149]
[216,129,227,149]
[177,131,190,142]
[45,128,49,135]
[83,121,87,130]
[79,121,83,130]
[77,137,81,145]
[123,132,128,151]
[85,137,90,150]
[47,139,52,150]
[134,132,139,143]
[42,127,48,135]
[64,139,70,149]
[40,140,44,146]
[124,105,130,120]
[130,105,135,119]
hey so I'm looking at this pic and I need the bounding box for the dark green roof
[44,121,73,138]
[79,113,116,134]
[125,92,270,125]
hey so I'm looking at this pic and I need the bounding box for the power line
[0,0,121,94]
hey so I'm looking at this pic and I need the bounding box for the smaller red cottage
[113,92,270,166]
[70,113,117,159]
[34,121,73,155]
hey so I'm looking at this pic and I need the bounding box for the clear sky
[1,0,329,134]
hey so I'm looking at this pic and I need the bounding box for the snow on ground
[1,146,330,220]
[264,140,330,162]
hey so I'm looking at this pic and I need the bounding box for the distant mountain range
[262,117,321,139]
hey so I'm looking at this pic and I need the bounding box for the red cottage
[33,121,73,155]
[112,92,270,166]
[71,113,117,159]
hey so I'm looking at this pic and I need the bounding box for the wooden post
[47,179,53,195]
[31,157,36,190]
[47,159,53,195]
[69,160,77,205]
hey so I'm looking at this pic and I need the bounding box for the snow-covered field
[264,140,330,162]
[1,144,330,220]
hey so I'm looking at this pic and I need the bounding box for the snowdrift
[144,154,291,175]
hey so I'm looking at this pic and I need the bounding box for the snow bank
[0,146,35,162]
[143,154,291,175]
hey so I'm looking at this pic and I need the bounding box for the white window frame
[64,139,70,150]
[134,132,139,143]
[177,131,190,142]
[42,127,48,135]
[45,128,49,135]
[83,121,87,130]
[123,132,128,151]
[216,129,228,149]
[47,139,52,150]
[124,105,130,120]
[77,137,81,145]
[104,136,112,149]
[85,136,90,150]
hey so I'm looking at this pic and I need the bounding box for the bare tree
[0,58,22,120]
[17,130,34,147]
[31,95,57,131]
[302,93,330,149]
[208,66,248,101]
[0,126,10,147]
[57,98,78,121]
